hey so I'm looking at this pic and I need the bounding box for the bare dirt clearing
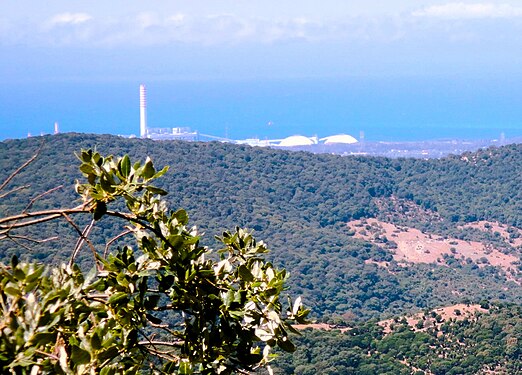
[347,219,519,278]
[295,304,488,335]
[378,303,488,334]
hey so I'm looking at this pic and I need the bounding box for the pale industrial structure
[138,84,359,147]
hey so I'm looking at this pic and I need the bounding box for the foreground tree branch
[0,149,309,374]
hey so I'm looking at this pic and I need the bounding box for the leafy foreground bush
[0,150,308,374]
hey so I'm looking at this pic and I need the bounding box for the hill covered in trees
[1,133,522,320]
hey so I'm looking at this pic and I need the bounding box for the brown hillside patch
[347,219,519,278]
[379,304,487,334]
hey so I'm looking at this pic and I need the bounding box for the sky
[1,1,522,140]
[3,0,522,81]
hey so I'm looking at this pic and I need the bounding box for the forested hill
[1,133,522,321]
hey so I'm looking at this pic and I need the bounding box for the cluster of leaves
[0,150,308,374]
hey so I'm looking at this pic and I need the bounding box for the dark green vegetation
[1,133,522,373]
[274,303,522,375]
[2,134,521,318]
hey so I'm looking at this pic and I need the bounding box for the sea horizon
[2,77,522,143]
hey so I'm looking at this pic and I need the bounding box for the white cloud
[3,7,521,48]
[168,13,186,25]
[412,3,522,19]
[47,12,92,26]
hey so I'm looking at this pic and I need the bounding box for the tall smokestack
[140,84,147,138]
[54,122,59,134]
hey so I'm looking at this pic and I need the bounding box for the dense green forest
[273,303,522,374]
[1,133,522,373]
[1,134,522,319]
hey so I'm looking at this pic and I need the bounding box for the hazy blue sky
[3,1,522,81]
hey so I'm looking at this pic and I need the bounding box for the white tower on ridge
[139,84,148,138]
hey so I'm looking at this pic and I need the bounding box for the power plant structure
[137,84,359,147]
[139,84,199,141]
[139,84,147,138]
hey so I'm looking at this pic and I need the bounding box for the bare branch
[105,210,178,256]
[0,207,86,228]
[138,340,184,348]
[104,229,133,258]
[35,350,59,361]
[0,214,62,231]
[142,348,180,363]
[149,322,185,338]
[0,185,31,200]
[0,142,43,192]
[23,185,64,213]
[5,234,58,244]
[62,215,98,268]
[3,235,34,252]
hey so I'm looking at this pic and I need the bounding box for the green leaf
[142,158,155,179]
[93,201,107,221]
[144,294,161,309]
[30,332,56,347]
[178,361,193,375]
[116,272,129,288]
[100,367,116,375]
[100,174,115,194]
[26,265,46,284]
[118,155,131,178]
[145,313,163,325]
[11,255,19,268]
[277,336,296,352]
[79,163,95,175]
[80,149,92,162]
[146,186,168,195]
[154,165,169,178]
[71,346,91,365]
[13,267,25,280]
[173,209,189,225]
[238,265,254,282]
[108,292,129,305]
[91,333,102,351]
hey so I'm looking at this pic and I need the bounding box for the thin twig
[35,349,59,361]
[143,348,180,363]
[0,207,85,227]
[0,185,31,200]
[138,340,184,348]
[5,234,58,244]
[104,229,133,258]
[152,304,175,311]
[0,145,42,192]
[62,215,98,268]
[23,185,64,213]
[4,235,33,252]
[105,210,178,255]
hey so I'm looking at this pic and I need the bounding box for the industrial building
[138,84,359,147]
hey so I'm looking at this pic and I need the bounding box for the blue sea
[1,77,522,142]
